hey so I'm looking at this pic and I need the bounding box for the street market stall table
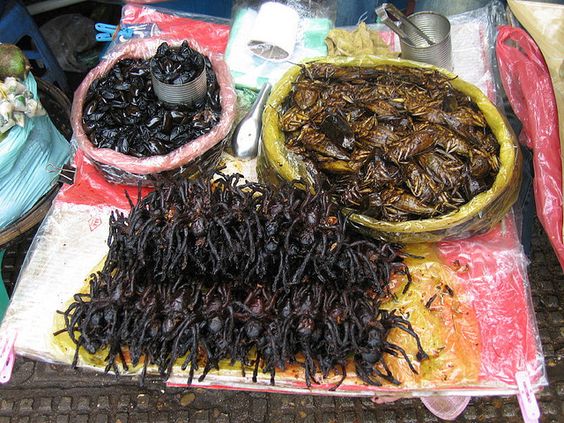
[0,3,548,421]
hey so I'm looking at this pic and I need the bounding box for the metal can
[151,67,207,107]
[399,12,452,71]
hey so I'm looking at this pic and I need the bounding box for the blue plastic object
[0,74,70,229]
[95,23,133,43]
[153,0,233,18]
[0,0,68,93]
[0,251,8,323]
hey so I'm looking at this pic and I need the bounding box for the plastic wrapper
[496,26,564,270]
[116,4,231,54]
[40,14,98,73]
[506,1,564,175]
[435,218,544,388]
[258,55,521,243]
[225,0,336,89]
[325,22,398,57]
[72,37,236,185]
[56,150,152,209]
[446,0,507,107]
[0,74,70,229]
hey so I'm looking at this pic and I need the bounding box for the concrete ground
[0,219,562,422]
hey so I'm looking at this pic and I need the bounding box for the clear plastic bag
[0,74,70,228]
[225,0,336,89]
[496,26,564,270]
[40,14,98,73]
[71,37,236,185]
[446,0,507,107]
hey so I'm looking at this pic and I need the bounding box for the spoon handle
[250,82,272,120]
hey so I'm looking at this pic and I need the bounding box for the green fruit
[0,44,31,81]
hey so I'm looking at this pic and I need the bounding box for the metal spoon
[231,82,272,160]
[376,3,435,47]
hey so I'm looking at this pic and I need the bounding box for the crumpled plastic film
[436,216,546,388]
[325,22,398,57]
[72,37,236,185]
[447,0,507,107]
[496,26,564,270]
[225,0,335,90]
[259,55,522,243]
[56,150,153,209]
[117,4,231,54]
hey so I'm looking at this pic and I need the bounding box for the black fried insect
[57,173,427,389]
[82,42,221,158]
[425,294,438,309]
[150,41,204,85]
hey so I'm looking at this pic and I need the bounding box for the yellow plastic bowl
[258,56,521,243]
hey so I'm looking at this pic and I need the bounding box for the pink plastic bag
[71,37,236,183]
[496,26,563,269]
